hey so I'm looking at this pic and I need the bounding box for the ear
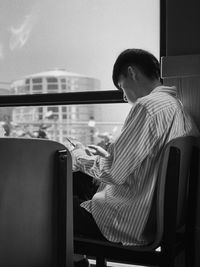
[127,66,137,81]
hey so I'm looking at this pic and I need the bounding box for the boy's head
[112,49,160,90]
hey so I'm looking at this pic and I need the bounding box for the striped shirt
[72,86,199,245]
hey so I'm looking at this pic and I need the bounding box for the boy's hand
[87,145,109,157]
[73,142,93,156]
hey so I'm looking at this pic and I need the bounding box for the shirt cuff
[71,148,85,172]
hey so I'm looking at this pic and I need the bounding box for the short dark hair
[112,49,160,89]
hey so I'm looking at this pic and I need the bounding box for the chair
[74,136,198,267]
[186,137,200,267]
[0,137,73,267]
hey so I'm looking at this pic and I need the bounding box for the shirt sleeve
[72,104,158,185]
[0,126,5,137]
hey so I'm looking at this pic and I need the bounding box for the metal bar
[160,0,167,58]
[0,90,124,107]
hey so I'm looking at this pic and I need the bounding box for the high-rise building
[10,69,101,145]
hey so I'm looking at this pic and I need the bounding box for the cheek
[126,91,137,103]
[125,89,133,98]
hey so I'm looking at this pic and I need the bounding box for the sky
[0,0,160,89]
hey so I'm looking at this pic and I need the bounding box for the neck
[148,80,162,92]
[140,79,162,96]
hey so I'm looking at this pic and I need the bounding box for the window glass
[0,1,159,146]
[0,0,159,94]
[1,104,130,146]
[32,78,42,83]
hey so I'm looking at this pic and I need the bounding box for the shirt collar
[151,85,177,97]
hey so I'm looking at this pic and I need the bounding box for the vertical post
[57,149,73,267]
[88,116,96,144]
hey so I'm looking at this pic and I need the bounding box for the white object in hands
[65,137,76,152]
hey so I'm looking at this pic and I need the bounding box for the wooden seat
[0,138,73,267]
[74,136,198,267]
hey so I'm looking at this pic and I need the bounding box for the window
[62,106,67,112]
[47,107,58,113]
[33,84,42,91]
[47,84,58,90]
[0,1,159,144]
[32,78,42,83]
[2,103,129,145]
[46,77,58,83]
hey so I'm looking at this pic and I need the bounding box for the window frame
[0,90,124,107]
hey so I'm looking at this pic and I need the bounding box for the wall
[161,1,200,266]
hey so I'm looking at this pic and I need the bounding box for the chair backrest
[144,136,196,250]
[0,138,73,267]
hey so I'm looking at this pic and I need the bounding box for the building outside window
[10,69,102,144]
